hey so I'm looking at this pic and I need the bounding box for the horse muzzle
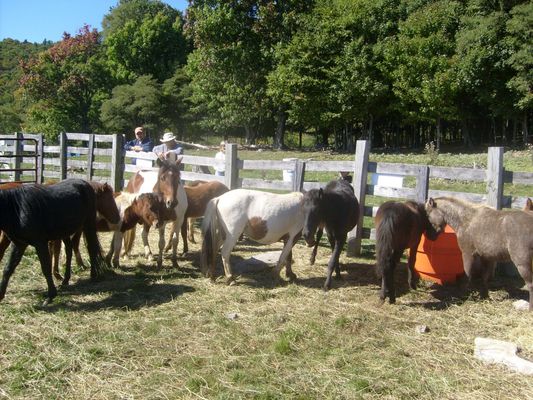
[166,199,178,209]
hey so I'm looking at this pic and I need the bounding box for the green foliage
[103,0,187,82]
[100,74,165,135]
[19,26,113,140]
[0,39,51,133]
[505,2,533,110]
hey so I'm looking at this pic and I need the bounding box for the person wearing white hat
[214,141,226,176]
[152,132,183,160]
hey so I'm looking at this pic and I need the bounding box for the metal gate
[0,137,41,184]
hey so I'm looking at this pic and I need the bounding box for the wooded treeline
[0,0,531,150]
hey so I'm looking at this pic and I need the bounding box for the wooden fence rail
[1,134,532,258]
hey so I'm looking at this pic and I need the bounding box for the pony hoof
[53,273,63,281]
[42,298,53,306]
[287,272,297,282]
[322,285,330,292]
[226,277,236,286]
[309,258,316,266]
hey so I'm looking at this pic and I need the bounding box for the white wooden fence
[1,134,532,257]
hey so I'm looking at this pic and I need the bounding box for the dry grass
[1,226,532,400]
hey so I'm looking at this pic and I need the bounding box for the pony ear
[155,157,164,167]
[527,198,532,208]
[176,156,183,165]
[427,198,435,208]
[318,188,324,198]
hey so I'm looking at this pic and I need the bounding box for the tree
[19,26,113,139]
[100,75,166,136]
[505,2,533,142]
[103,0,188,83]
[384,0,462,149]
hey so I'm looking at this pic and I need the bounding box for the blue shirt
[124,137,153,152]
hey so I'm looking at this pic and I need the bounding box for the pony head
[154,157,182,209]
[425,197,446,234]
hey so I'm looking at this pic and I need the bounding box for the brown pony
[106,192,173,267]
[164,180,229,254]
[524,198,533,211]
[426,196,533,310]
[374,200,438,303]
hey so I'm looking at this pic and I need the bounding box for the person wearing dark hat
[124,127,153,152]
[152,132,183,160]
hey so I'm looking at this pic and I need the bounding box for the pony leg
[274,235,299,283]
[284,233,300,281]
[407,243,420,290]
[170,213,185,267]
[49,240,63,281]
[220,235,240,284]
[72,231,85,269]
[34,242,57,305]
[108,231,123,268]
[0,243,27,301]
[164,230,174,253]
[511,257,533,311]
[0,231,11,263]
[181,218,188,254]
[156,223,166,269]
[141,225,153,260]
[60,237,74,286]
[309,228,323,265]
[324,235,345,291]
[188,218,196,243]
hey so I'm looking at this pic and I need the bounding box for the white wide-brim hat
[160,132,176,142]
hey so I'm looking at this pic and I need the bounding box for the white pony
[201,189,305,284]
[124,158,188,268]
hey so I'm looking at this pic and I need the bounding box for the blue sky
[0,0,188,43]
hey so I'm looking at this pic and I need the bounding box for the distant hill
[0,38,53,132]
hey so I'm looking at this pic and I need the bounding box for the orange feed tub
[414,225,464,284]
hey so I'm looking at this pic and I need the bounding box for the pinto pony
[302,179,359,291]
[124,157,187,268]
[0,179,108,304]
[425,196,533,310]
[201,189,305,284]
[374,201,438,304]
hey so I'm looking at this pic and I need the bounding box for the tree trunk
[523,112,529,145]
[367,114,374,150]
[244,125,256,145]
[273,108,286,149]
[436,117,441,151]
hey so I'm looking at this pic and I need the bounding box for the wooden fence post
[487,147,504,209]
[36,133,44,184]
[111,133,124,191]
[415,165,430,203]
[60,132,67,180]
[293,160,306,192]
[225,143,239,189]
[347,140,370,256]
[13,132,22,182]
[86,133,95,181]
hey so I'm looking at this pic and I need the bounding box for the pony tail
[201,197,221,278]
[375,211,396,279]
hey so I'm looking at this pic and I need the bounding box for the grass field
[1,147,533,399]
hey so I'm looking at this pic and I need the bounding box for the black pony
[302,179,359,290]
[0,179,108,304]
